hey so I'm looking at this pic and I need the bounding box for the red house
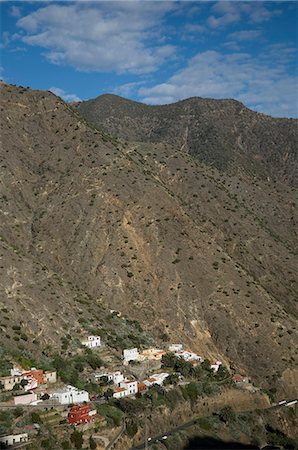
[67,404,92,425]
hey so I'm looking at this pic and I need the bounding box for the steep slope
[0,84,297,397]
[75,94,298,186]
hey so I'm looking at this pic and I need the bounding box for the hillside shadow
[184,436,260,450]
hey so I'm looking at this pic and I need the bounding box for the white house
[144,373,169,387]
[108,371,124,384]
[119,380,138,395]
[81,335,101,348]
[113,387,129,399]
[123,348,139,363]
[94,371,124,384]
[211,361,222,373]
[150,373,169,385]
[0,433,28,447]
[51,385,89,405]
[178,351,203,362]
[169,344,183,353]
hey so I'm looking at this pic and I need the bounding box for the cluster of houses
[0,339,225,408]
[123,343,222,372]
[0,366,57,393]
[0,335,252,448]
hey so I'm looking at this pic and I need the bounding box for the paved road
[130,399,297,450]
[268,398,297,410]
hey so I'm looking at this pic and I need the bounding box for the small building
[141,348,166,360]
[113,387,128,399]
[144,377,157,388]
[0,433,28,447]
[150,373,169,386]
[144,373,169,387]
[14,392,37,405]
[178,351,203,362]
[0,374,23,391]
[123,348,139,363]
[107,371,124,384]
[51,385,89,405]
[67,404,93,425]
[94,370,124,385]
[119,380,138,395]
[233,374,249,384]
[211,361,222,373]
[169,344,183,353]
[81,335,101,348]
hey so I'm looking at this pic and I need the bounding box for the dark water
[184,437,280,449]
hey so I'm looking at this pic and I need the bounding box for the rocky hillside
[76,94,298,186]
[0,83,297,396]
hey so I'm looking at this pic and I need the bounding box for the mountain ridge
[75,92,298,187]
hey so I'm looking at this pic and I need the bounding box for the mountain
[0,83,297,397]
[75,94,298,186]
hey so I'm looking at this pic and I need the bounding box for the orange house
[67,404,92,425]
[22,369,44,384]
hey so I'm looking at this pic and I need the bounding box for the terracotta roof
[114,387,127,393]
[233,374,245,382]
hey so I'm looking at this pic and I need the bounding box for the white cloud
[49,87,81,102]
[114,81,147,98]
[0,66,5,82]
[138,49,297,118]
[10,6,21,18]
[184,24,206,34]
[16,2,177,74]
[228,30,262,41]
[208,1,281,28]
[0,32,10,49]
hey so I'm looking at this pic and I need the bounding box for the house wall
[0,434,28,446]
[123,348,139,362]
[14,392,37,405]
[0,375,21,391]
[120,381,138,395]
[113,389,128,398]
[44,371,57,384]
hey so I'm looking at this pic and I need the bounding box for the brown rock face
[0,84,297,395]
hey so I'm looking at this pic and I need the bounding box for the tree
[13,406,23,418]
[215,365,230,381]
[163,373,179,386]
[218,406,236,423]
[41,393,50,401]
[104,388,114,400]
[201,359,211,371]
[89,436,96,450]
[161,352,177,369]
[70,430,83,450]
[99,376,109,386]
[183,382,199,403]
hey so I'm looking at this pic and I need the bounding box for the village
[0,333,253,448]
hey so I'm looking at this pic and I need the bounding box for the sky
[0,1,297,118]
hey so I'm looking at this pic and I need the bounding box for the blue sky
[1,1,297,117]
